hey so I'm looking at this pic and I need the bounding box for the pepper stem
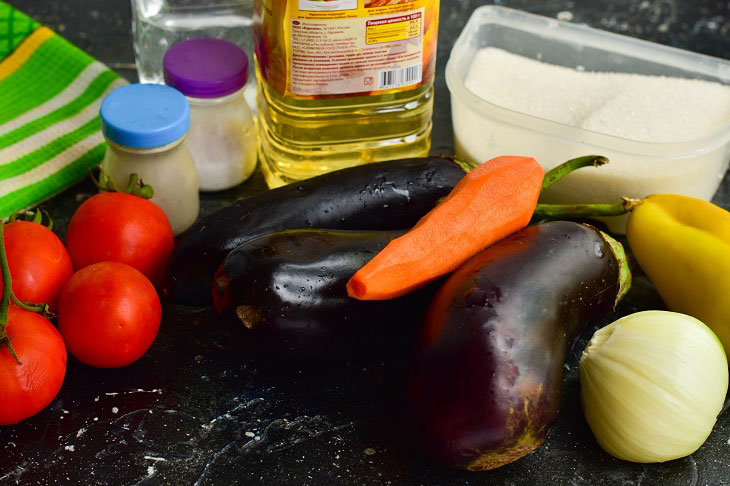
[542,155,609,191]
[0,224,21,364]
[533,197,642,220]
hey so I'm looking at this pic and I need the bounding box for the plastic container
[446,6,730,232]
[100,84,199,236]
[164,38,257,192]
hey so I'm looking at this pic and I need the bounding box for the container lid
[163,38,249,99]
[100,84,190,149]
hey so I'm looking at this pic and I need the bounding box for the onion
[579,310,728,463]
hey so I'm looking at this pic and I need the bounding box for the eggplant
[213,229,435,360]
[407,221,630,471]
[163,156,469,306]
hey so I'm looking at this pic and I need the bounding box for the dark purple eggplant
[162,156,470,306]
[212,229,436,360]
[408,221,631,471]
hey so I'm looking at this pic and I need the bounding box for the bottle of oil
[253,0,440,187]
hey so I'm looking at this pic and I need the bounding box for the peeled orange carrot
[346,156,545,300]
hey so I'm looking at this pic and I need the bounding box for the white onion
[579,310,728,463]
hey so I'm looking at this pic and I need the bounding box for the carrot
[346,156,544,300]
[346,154,636,301]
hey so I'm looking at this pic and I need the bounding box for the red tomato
[0,306,67,425]
[65,193,174,285]
[57,261,161,368]
[2,221,73,310]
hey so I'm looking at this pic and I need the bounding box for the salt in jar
[163,38,256,192]
[100,83,199,235]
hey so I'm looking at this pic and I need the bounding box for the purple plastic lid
[163,38,249,99]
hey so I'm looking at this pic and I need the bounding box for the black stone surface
[1,0,730,484]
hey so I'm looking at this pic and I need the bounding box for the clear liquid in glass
[131,0,255,104]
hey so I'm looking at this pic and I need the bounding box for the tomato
[0,306,67,425]
[57,261,161,368]
[65,193,174,285]
[2,221,73,310]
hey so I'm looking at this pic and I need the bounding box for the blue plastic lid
[100,84,190,149]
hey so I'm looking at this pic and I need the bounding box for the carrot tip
[346,279,366,300]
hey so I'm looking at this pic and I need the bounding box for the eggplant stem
[600,231,632,308]
[441,154,610,187]
[542,155,609,191]
[534,197,642,219]
[436,154,480,173]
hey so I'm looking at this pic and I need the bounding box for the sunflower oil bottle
[253,0,440,187]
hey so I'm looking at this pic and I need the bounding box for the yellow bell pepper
[626,194,730,354]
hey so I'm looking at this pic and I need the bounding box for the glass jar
[131,0,254,85]
[100,83,199,235]
[164,38,257,191]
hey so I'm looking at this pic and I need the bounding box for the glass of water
[131,0,254,93]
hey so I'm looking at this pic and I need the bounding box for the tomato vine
[0,220,51,364]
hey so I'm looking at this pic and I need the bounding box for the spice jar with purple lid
[164,38,256,192]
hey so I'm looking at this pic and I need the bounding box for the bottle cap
[100,84,190,149]
[163,38,249,99]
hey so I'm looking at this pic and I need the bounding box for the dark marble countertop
[1,0,730,484]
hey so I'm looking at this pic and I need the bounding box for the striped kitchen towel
[0,1,126,218]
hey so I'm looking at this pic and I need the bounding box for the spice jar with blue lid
[100,83,199,235]
[164,38,257,192]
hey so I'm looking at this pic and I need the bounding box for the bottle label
[255,0,439,99]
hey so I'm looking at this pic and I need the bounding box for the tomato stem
[9,210,54,231]
[44,211,54,231]
[90,168,155,199]
[0,224,21,364]
[10,294,51,317]
[0,221,54,364]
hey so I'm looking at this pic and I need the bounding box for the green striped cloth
[0,1,126,217]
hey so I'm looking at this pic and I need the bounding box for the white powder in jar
[185,89,257,192]
[453,47,730,232]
